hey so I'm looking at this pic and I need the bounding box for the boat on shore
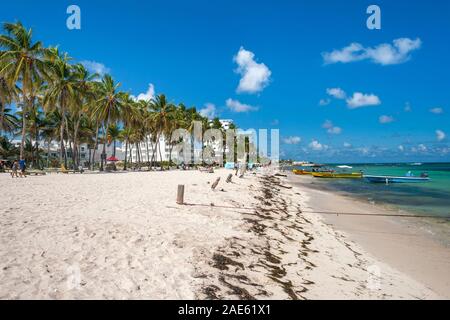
[312,172,363,179]
[364,175,430,184]
[293,168,333,175]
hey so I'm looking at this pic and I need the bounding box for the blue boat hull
[364,175,430,183]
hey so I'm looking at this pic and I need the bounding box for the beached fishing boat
[292,169,313,175]
[364,175,430,184]
[293,168,334,175]
[312,172,363,179]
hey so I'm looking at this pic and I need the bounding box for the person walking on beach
[11,160,19,178]
[18,158,27,178]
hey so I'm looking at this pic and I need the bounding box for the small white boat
[364,175,430,184]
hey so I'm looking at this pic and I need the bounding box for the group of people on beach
[1,159,27,178]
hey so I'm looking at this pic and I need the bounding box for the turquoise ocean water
[292,162,450,218]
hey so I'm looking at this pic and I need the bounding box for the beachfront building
[121,135,172,163]
[11,139,124,166]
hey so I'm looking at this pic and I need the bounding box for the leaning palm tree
[42,49,79,167]
[0,22,49,159]
[91,74,123,170]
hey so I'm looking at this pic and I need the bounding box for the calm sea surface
[291,162,450,218]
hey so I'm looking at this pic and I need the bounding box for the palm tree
[91,74,123,170]
[0,135,18,160]
[40,110,59,167]
[119,127,133,170]
[27,103,45,167]
[149,94,175,169]
[119,93,140,170]
[43,49,79,167]
[71,63,97,167]
[0,75,17,134]
[107,123,121,158]
[0,106,18,133]
[0,22,49,160]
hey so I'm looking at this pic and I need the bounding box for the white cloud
[346,92,381,109]
[418,144,427,152]
[379,115,394,124]
[430,107,444,114]
[322,38,422,65]
[322,120,342,134]
[319,98,331,106]
[436,130,446,142]
[234,47,271,94]
[326,87,346,99]
[199,103,217,119]
[404,102,412,112]
[80,60,111,76]
[398,145,405,152]
[226,98,258,113]
[328,127,342,134]
[283,136,301,145]
[343,142,352,148]
[131,83,155,102]
[322,43,366,64]
[358,147,370,155]
[309,140,328,151]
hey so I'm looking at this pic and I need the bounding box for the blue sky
[1,0,449,162]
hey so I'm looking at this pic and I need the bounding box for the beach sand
[0,169,446,299]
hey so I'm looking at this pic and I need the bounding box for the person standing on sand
[11,160,19,178]
[18,158,27,178]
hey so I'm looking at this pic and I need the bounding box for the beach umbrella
[106,156,119,162]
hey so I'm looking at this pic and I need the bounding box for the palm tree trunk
[19,101,28,160]
[124,139,128,170]
[135,143,140,168]
[46,139,51,168]
[100,124,106,171]
[145,137,150,167]
[129,145,133,166]
[149,139,155,169]
[159,139,163,170]
[88,147,92,168]
[151,134,160,170]
[91,121,99,170]
[34,125,39,168]
[73,118,80,167]
[64,117,74,168]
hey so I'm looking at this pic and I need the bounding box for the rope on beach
[301,210,450,220]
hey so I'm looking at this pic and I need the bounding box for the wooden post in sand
[211,177,220,190]
[239,164,247,178]
[226,173,233,183]
[177,184,185,204]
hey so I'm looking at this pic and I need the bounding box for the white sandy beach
[0,169,447,299]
